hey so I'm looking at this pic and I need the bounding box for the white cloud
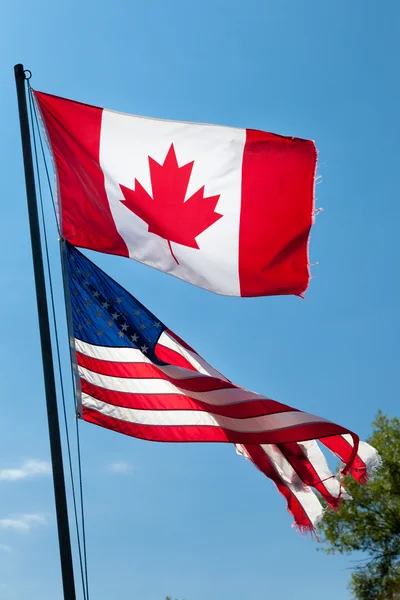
[0,514,47,532]
[107,461,134,474]
[0,544,12,553]
[0,460,51,481]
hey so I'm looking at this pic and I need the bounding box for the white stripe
[75,338,151,363]
[298,440,346,500]
[160,365,211,380]
[82,393,328,433]
[79,365,267,405]
[100,109,244,295]
[159,332,229,381]
[261,444,324,527]
[235,444,250,460]
[342,434,381,472]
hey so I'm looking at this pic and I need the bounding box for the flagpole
[14,64,77,600]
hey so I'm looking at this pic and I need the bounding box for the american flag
[65,242,379,532]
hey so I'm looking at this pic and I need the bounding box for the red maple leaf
[120,144,222,264]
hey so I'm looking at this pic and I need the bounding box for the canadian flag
[35,90,317,297]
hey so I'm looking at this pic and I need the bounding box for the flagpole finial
[13,64,32,80]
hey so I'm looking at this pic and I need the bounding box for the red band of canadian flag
[35,90,316,297]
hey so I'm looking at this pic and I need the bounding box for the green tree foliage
[318,411,400,599]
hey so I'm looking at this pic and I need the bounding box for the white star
[134,309,141,316]
[131,334,139,342]
[102,301,110,309]
[97,329,103,336]
[116,297,122,304]
[86,318,92,325]
[93,290,100,298]
[121,323,128,331]
[154,321,162,329]
[83,280,89,287]
[78,324,83,330]
[141,344,148,353]
[111,312,119,320]
[118,331,124,338]
[85,300,91,307]
[96,310,102,317]
[107,320,114,327]
[140,323,146,331]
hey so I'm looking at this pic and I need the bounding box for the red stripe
[76,351,233,392]
[34,91,128,257]
[165,330,230,381]
[80,379,296,418]
[239,130,316,297]
[277,442,341,508]
[242,444,314,531]
[80,399,351,445]
[321,435,366,483]
[82,406,342,445]
[155,343,197,371]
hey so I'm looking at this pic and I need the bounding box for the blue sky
[1,1,399,598]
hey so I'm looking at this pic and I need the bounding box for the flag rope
[28,81,60,235]
[28,86,89,600]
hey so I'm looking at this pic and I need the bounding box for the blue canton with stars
[65,242,167,365]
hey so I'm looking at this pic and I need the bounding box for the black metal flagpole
[14,63,77,600]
